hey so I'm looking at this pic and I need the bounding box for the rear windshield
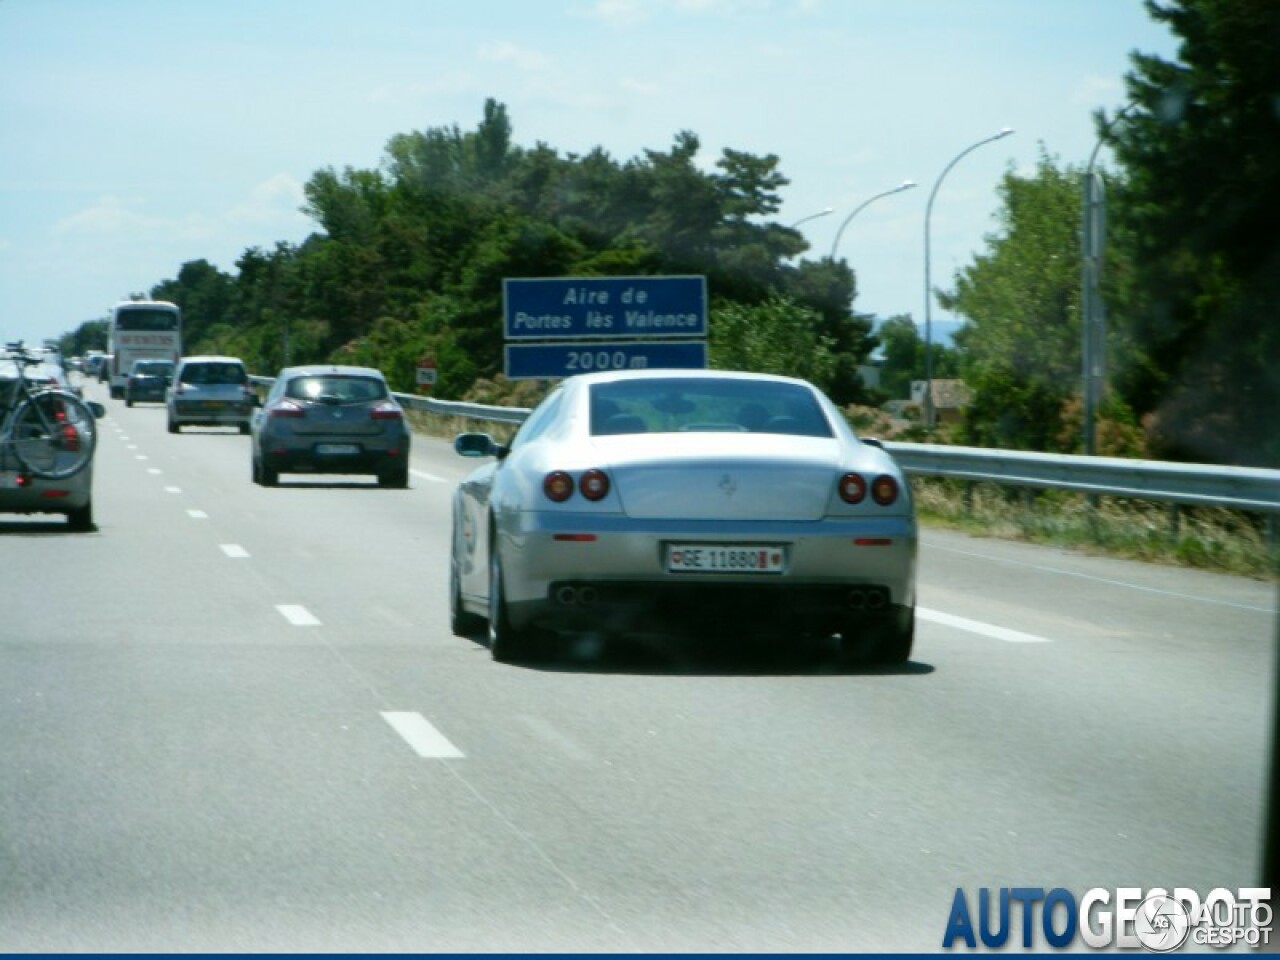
[285,375,388,403]
[181,362,246,385]
[134,362,173,376]
[588,378,833,437]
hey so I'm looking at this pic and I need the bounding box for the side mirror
[87,402,106,419]
[454,432,508,459]
[860,436,885,450]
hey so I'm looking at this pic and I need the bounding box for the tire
[167,417,179,434]
[125,397,134,408]
[842,605,915,665]
[66,499,94,533]
[378,464,409,489]
[238,422,250,436]
[260,454,280,487]
[488,548,535,662]
[9,391,97,480]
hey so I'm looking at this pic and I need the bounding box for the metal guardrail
[250,378,1280,518]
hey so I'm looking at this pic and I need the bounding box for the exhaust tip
[555,585,578,606]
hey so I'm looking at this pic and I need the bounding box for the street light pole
[829,182,916,260]
[1081,103,1135,456]
[923,127,1014,431]
[788,207,834,229]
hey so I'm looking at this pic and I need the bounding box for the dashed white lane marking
[220,544,250,559]
[409,469,447,483]
[276,604,321,626]
[186,509,208,519]
[135,455,148,461]
[147,468,162,475]
[918,607,1052,643]
[165,486,182,494]
[381,711,465,759]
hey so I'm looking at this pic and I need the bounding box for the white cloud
[226,173,308,227]
[477,40,552,72]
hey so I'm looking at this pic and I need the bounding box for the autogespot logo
[941,886,1272,951]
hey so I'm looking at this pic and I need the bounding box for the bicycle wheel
[9,390,97,479]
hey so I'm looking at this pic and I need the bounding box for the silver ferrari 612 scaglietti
[451,369,917,664]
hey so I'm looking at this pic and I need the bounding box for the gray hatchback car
[250,365,410,488]
[166,356,254,433]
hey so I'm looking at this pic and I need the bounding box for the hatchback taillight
[269,400,305,419]
[370,402,402,421]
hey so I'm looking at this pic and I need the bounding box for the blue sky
[0,0,1179,349]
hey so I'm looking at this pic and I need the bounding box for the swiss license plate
[315,443,360,455]
[665,544,785,574]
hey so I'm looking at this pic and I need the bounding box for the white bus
[106,300,182,399]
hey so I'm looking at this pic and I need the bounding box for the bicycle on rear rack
[1,342,98,480]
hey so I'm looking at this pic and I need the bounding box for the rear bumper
[0,467,92,515]
[493,510,917,636]
[170,400,253,425]
[264,445,409,476]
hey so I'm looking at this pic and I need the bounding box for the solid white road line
[918,606,1052,643]
[220,544,250,559]
[276,604,321,627]
[381,711,465,759]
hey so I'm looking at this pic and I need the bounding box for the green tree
[941,150,1086,451]
[1109,0,1280,466]
[709,295,837,390]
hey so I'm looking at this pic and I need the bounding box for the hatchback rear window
[285,375,388,403]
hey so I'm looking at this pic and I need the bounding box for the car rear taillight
[59,423,80,453]
[269,399,305,419]
[370,402,402,421]
[579,469,610,501]
[838,473,867,504]
[543,471,574,502]
[871,474,899,506]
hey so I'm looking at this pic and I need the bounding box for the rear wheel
[66,498,94,532]
[488,549,536,662]
[378,464,409,489]
[260,454,280,487]
[841,605,915,665]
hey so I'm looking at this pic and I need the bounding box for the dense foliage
[134,100,877,407]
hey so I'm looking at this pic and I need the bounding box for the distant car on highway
[0,352,105,531]
[124,359,174,406]
[166,356,254,433]
[250,364,410,488]
[450,369,918,663]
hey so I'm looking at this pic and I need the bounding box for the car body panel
[451,369,917,647]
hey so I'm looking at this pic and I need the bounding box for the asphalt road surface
[2,384,1275,952]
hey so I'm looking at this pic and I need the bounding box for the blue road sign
[504,276,707,340]
[505,340,708,380]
